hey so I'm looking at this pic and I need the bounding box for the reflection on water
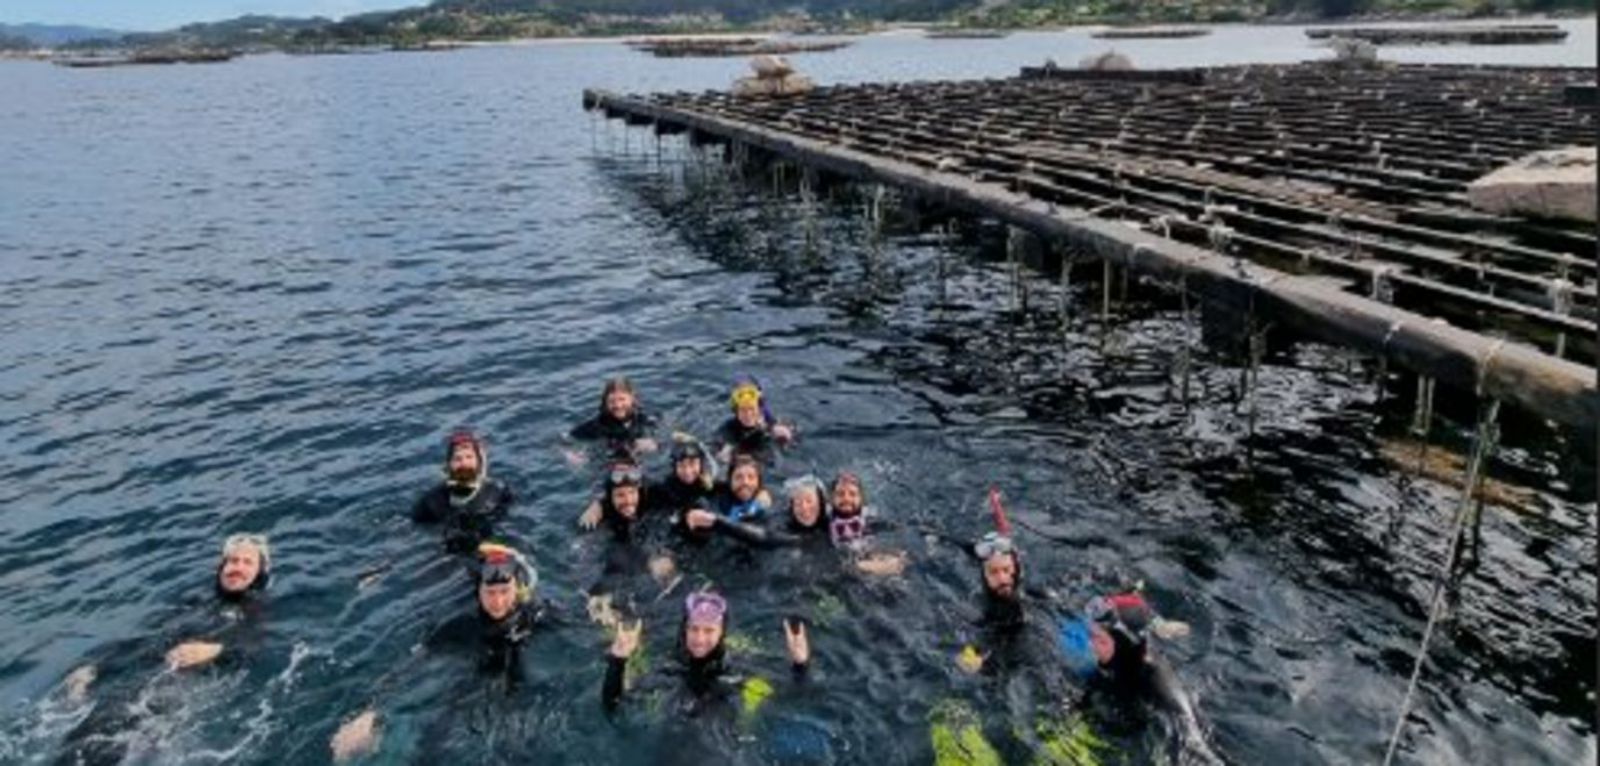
[0,24,1594,765]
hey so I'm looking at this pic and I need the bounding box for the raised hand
[783,619,810,666]
[578,500,603,530]
[166,640,223,670]
[610,619,643,659]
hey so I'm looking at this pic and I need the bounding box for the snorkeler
[579,435,716,534]
[684,474,831,548]
[54,535,275,765]
[1059,588,1218,764]
[671,453,772,538]
[713,377,794,464]
[683,470,906,577]
[567,376,659,462]
[576,460,650,542]
[602,591,810,717]
[412,429,515,554]
[330,543,546,762]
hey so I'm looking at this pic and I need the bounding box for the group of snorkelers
[56,374,1222,764]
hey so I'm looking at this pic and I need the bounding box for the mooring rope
[1380,398,1501,766]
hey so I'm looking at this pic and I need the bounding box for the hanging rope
[1380,398,1502,766]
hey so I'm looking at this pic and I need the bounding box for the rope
[1380,399,1501,766]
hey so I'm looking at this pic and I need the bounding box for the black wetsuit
[412,479,515,554]
[649,474,713,513]
[602,639,807,718]
[715,417,774,462]
[426,601,543,687]
[570,410,657,458]
[702,514,829,550]
[55,594,268,766]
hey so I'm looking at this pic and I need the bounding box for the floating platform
[627,37,852,57]
[1305,24,1569,46]
[1092,27,1212,39]
[54,49,239,67]
[925,28,1012,39]
[583,63,1598,428]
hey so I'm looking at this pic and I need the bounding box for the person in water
[412,429,514,554]
[672,452,776,545]
[714,377,794,464]
[568,376,659,462]
[330,543,546,762]
[685,471,907,578]
[577,460,650,542]
[602,591,810,717]
[54,535,275,766]
[578,435,715,533]
[1059,587,1218,765]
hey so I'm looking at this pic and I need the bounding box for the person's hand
[1151,617,1191,640]
[783,619,809,666]
[330,709,379,762]
[772,423,794,444]
[633,438,659,455]
[685,509,718,530]
[610,620,643,659]
[855,551,908,577]
[755,489,773,510]
[956,644,986,675]
[578,500,603,530]
[564,448,589,468]
[64,664,96,703]
[166,641,223,670]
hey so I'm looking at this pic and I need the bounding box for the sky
[0,1,415,32]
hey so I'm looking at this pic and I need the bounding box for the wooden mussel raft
[582,63,1599,429]
[1092,27,1212,39]
[1305,24,1569,46]
[627,37,852,58]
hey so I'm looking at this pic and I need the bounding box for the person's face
[983,555,1017,599]
[735,403,762,428]
[479,581,517,621]
[612,485,641,518]
[684,622,724,659]
[448,444,479,479]
[832,481,862,516]
[218,546,262,593]
[674,455,702,484]
[605,389,635,420]
[790,489,821,527]
[731,465,760,502]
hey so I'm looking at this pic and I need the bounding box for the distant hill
[33,0,1597,51]
[0,22,126,46]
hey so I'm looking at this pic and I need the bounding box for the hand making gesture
[783,618,810,666]
[610,619,644,659]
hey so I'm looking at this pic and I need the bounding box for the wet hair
[444,430,488,484]
[217,533,271,596]
[598,377,638,418]
[783,475,829,529]
[830,471,866,515]
[726,453,764,487]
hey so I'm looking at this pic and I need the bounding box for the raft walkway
[583,63,1598,428]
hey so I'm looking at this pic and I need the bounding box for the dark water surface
[0,24,1595,765]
